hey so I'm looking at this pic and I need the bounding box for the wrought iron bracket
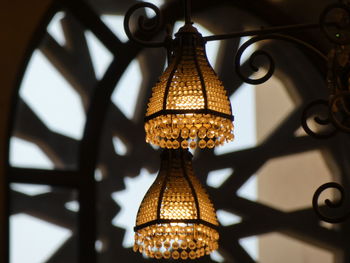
[123,1,344,48]
[123,2,165,48]
[123,1,349,47]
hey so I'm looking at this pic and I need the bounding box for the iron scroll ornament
[234,34,327,85]
[301,99,338,139]
[313,182,350,223]
[123,2,165,48]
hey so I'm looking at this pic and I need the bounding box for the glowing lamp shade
[144,24,234,149]
[133,149,219,260]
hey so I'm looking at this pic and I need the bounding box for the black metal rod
[145,108,234,122]
[180,149,201,220]
[162,47,183,110]
[204,23,329,42]
[192,41,208,111]
[134,218,218,231]
[156,150,171,219]
[184,0,192,24]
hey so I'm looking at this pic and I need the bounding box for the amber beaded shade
[144,24,234,149]
[134,149,219,260]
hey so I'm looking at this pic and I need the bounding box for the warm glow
[144,25,234,149]
[134,149,219,259]
[145,114,234,149]
[134,223,219,259]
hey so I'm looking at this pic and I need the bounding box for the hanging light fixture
[144,21,234,150]
[124,2,223,260]
[133,149,219,260]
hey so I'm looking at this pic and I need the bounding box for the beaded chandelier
[134,149,219,260]
[144,23,234,149]
[125,1,227,260]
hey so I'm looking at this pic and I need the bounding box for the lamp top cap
[176,22,201,35]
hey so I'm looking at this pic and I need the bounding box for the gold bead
[189,127,197,139]
[207,128,215,138]
[189,241,196,250]
[166,140,173,149]
[172,251,180,260]
[172,241,179,250]
[198,127,207,139]
[164,241,171,249]
[172,128,180,139]
[189,250,196,259]
[181,128,189,139]
[189,141,197,149]
[172,140,180,149]
[207,139,215,148]
[155,251,162,259]
[181,140,189,149]
[181,251,188,260]
[160,139,166,148]
[164,251,171,259]
[144,122,150,131]
[133,243,139,252]
[198,139,206,149]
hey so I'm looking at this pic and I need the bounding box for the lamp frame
[134,149,219,232]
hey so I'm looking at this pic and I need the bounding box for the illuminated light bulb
[134,149,219,259]
[144,23,234,149]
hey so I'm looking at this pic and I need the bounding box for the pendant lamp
[134,149,219,260]
[144,23,234,149]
